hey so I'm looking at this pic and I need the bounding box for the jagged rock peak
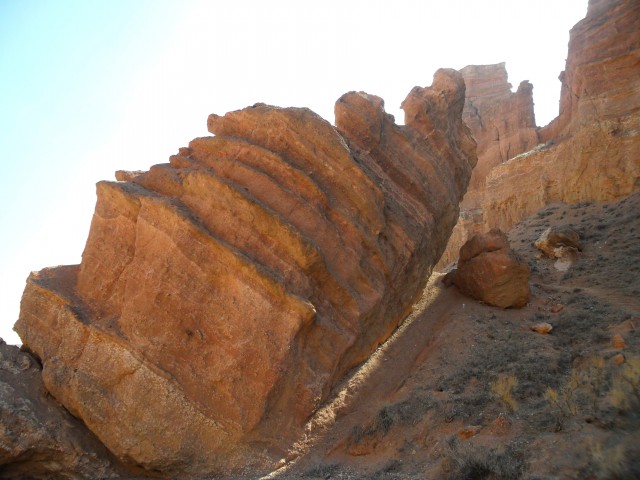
[459,62,513,99]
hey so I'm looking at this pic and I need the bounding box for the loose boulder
[453,229,530,308]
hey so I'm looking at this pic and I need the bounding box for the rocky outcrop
[450,229,530,308]
[535,226,583,272]
[437,63,539,267]
[439,0,640,269]
[13,69,476,477]
[0,340,125,479]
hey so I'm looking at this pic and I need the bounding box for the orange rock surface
[459,63,539,211]
[15,69,476,477]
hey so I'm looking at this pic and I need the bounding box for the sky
[0,0,587,345]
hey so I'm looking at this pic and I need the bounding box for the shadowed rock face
[0,340,126,479]
[14,69,476,477]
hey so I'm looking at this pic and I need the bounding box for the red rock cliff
[459,63,539,210]
[484,0,640,231]
[14,69,476,477]
[440,0,639,268]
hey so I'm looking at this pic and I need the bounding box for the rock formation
[534,226,582,258]
[13,69,476,477]
[449,229,530,309]
[439,0,640,269]
[437,63,539,267]
[459,63,539,211]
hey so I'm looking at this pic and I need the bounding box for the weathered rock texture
[439,0,640,268]
[452,229,530,308]
[0,339,125,479]
[485,0,640,232]
[14,69,476,477]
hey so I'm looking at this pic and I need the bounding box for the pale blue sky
[0,0,587,344]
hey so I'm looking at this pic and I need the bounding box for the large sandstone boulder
[14,69,476,477]
[453,229,530,308]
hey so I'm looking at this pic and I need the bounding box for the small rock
[612,334,626,349]
[611,353,625,365]
[486,413,511,435]
[458,425,482,440]
[18,353,32,371]
[550,304,564,313]
[553,247,580,271]
[531,322,553,334]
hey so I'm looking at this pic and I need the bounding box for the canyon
[1,0,639,478]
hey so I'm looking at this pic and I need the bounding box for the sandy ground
[262,193,640,480]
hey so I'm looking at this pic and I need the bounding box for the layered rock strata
[15,69,476,477]
[459,63,539,210]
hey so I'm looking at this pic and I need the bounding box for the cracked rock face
[14,69,476,477]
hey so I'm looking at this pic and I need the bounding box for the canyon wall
[440,0,640,268]
[484,0,640,232]
[13,69,475,477]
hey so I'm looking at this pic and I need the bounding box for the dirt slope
[269,193,640,480]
